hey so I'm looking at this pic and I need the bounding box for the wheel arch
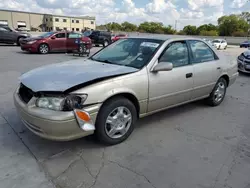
[100,92,140,118]
[220,74,229,87]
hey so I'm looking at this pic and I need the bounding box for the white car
[212,39,227,50]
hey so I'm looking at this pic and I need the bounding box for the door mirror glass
[51,36,56,39]
[152,62,173,72]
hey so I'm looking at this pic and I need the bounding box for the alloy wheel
[39,44,49,54]
[105,106,132,139]
[213,81,226,103]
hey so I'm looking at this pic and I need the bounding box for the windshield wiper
[91,58,115,64]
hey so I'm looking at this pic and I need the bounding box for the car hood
[22,36,43,41]
[19,59,138,93]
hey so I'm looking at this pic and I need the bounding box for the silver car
[238,49,250,73]
[14,37,238,145]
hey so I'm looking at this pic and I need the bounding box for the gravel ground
[0,45,250,188]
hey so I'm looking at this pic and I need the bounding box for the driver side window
[159,41,189,68]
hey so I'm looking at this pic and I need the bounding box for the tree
[218,14,249,36]
[197,24,218,34]
[183,25,198,35]
[121,22,137,32]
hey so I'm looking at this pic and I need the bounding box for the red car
[111,34,128,43]
[20,31,92,54]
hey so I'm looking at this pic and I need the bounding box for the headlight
[36,94,87,111]
[27,40,37,44]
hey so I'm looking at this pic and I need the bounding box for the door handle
[217,67,221,70]
[186,73,193,78]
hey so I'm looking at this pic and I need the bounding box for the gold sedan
[14,37,238,145]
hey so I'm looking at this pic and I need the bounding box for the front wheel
[39,44,49,54]
[95,97,137,145]
[206,77,227,106]
[224,45,227,50]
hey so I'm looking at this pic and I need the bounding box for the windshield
[90,38,163,69]
[212,40,221,43]
[39,32,55,38]
[83,30,92,36]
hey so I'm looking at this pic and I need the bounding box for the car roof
[126,36,208,42]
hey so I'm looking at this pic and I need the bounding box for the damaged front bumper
[13,88,101,141]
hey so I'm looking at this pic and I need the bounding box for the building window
[63,27,67,31]
[63,19,67,22]
[91,21,94,24]
[17,21,26,28]
[45,18,48,22]
[50,18,52,22]
[56,27,60,31]
[46,27,48,31]
[72,20,74,23]
[0,20,8,25]
[76,28,79,31]
[51,27,53,31]
[55,18,59,22]
[72,28,74,31]
[76,20,79,23]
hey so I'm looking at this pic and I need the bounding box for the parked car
[0,24,31,46]
[20,31,92,54]
[202,38,215,48]
[111,34,128,42]
[14,37,238,145]
[237,49,250,73]
[240,41,250,48]
[212,39,227,50]
[87,30,112,47]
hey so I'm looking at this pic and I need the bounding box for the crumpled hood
[20,59,138,92]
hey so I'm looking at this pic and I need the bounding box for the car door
[49,32,66,51]
[66,33,81,51]
[187,40,221,99]
[147,41,194,113]
[0,27,7,42]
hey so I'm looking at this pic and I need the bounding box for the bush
[177,30,186,35]
[232,30,247,37]
[199,30,218,36]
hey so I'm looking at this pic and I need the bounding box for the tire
[103,40,109,47]
[38,43,49,54]
[206,77,227,107]
[217,45,221,50]
[95,97,137,145]
[224,45,227,50]
[16,37,24,46]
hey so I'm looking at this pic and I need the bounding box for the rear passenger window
[189,40,215,63]
[159,41,189,68]
[68,33,81,38]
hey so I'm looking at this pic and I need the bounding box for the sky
[0,0,249,30]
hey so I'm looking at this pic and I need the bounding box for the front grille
[244,59,250,64]
[238,55,244,61]
[19,83,34,103]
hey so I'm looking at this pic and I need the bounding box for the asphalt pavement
[0,45,250,188]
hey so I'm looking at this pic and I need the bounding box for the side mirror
[152,62,173,72]
[51,36,56,39]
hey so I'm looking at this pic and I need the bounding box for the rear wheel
[39,44,49,54]
[95,97,137,145]
[206,77,227,106]
[103,40,109,47]
[16,37,24,46]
